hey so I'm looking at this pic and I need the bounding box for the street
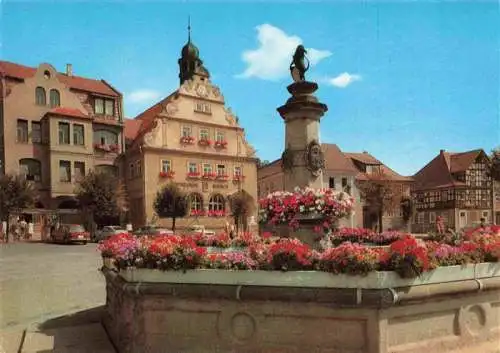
[0,242,105,330]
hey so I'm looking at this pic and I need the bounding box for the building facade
[258,144,412,230]
[411,149,494,233]
[124,34,258,230]
[0,60,124,230]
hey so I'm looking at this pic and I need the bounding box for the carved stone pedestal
[277,81,328,192]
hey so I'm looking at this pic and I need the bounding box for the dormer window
[94,97,115,116]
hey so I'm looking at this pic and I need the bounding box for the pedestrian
[28,221,34,240]
[436,216,445,234]
[229,224,235,239]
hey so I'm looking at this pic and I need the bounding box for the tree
[75,171,124,227]
[229,190,255,233]
[489,147,500,181]
[153,183,187,232]
[356,171,403,232]
[257,159,271,168]
[0,174,36,242]
[400,196,414,231]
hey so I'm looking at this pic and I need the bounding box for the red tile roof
[322,144,358,174]
[0,60,120,97]
[124,119,143,141]
[413,149,485,191]
[46,107,89,119]
[344,151,412,182]
[345,152,382,165]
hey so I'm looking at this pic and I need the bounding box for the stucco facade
[0,60,124,227]
[124,36,258,230]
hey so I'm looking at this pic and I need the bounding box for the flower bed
[259,187,354,231]
[327,227,406,246]
[99,230,500,279]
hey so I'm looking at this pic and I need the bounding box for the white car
[94,226,127,242]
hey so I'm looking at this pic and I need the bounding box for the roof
[344,152,382,165]
[0,60,120,97]
[124,119,143,141]
[45,107,89,119]
[413,149,485,191]
[322,144,358,173]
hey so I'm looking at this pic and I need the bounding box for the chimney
[66,63,73,77]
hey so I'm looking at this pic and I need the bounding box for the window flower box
[186,171,200,179]
[198,138,212,147]
[214,140,228,149]
[109,144,119,153]
[190,209,206,217]
[94,143,111,152]
[159,171,175,179]
[233,175,246,181]
[207,210,226,217]
[180,136,195,145]
[201,172,217,180]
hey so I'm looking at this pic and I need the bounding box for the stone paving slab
[0,328,24,353]
[21,323,114,353]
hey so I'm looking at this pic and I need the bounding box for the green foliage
[0,174,36,221]
[153,183,187,231]
[490,147,500,181]
[75,171,122,223]
[400,196,413,223]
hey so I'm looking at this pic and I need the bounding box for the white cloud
[128,89,162,104]
[237,24,332,81]
[326,72,362,88]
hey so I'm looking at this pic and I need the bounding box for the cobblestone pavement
[0,242,105,330]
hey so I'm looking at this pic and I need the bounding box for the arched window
[35,87,46,106]
[188,193,203,212]
[208,194,225,211]
[49,89,60,107]
[19,158,42,182]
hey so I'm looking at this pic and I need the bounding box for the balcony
[94,143,120,154]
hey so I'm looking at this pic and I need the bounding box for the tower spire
[187,16,191,42]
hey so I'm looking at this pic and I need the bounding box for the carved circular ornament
[457,303,491,338]
[165,103,178,115]
[304,139,325,176]
[217,309,260,345]
[196,84,208,97]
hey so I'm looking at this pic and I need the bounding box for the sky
[2,1,499,176]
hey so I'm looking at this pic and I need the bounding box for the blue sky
[2,1,499,176]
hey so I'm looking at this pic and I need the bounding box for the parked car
[51,224,90,245]
[133,226,173,237]
[93,225,127,242]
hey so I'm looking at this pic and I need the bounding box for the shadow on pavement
[21,306,116,353]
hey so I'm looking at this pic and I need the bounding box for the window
[342,177,348,188]
[182,126,192,137]
[94,130,118,146]
[105,100,114,116]
[49,89,60,108]
[161,160,172,173]
[217,164,226,176]
[234,166,242,176]
[94,98,114,115]
[59,160,71,182]
[188,162,198,173]
[73,124,84,145]
[31,122,41,143]
[200,128,209,140]
[216,131,225,142]
[209,194,225,211]
[329,177,335,189]
[136,161,142,176]
[43,70,51,80]
[17,120,28,143]
[74,161,85,180]
[129,163,135,178]
[203,163,212,174]
[429,212,436,223]
[417,212,424,224]
[35,87,46,105]
[19,159,41,182]
[58,122,70,144]
[194,102,211,114]
[189,193,203,212]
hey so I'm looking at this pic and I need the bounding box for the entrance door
[458,210,467,229]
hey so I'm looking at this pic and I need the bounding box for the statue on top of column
[290,45,310,82]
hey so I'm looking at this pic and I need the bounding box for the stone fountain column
[277,81,328,192]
